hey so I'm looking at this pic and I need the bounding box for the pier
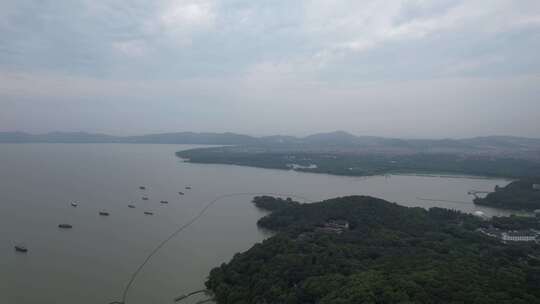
[467,190,491,198]
[174,289,209,302]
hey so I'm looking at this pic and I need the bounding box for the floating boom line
[108,192,312,304]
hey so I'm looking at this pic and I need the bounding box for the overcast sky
[0,0,539,138]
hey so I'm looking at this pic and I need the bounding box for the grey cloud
[2,0,538,79]
[0,0,539,137]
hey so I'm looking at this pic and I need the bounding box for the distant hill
[123,132,258,144]
[0,132,34,143]
[1,131,539,161]
[303,130,361,145]
[256,132,540,158]
[0,131,257,144]
[0,131,117,143]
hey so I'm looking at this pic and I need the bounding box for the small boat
[58,224,73,229]
[178,192,184,195]
[142,197,149,201]
[160,200,168,204]
[128,204,136,208]
[15,245,28,253]
[185,186,192,190]
[71,201,78,207]
[139,186,146,190]
[99,210,110,216]
[144,211,154,215]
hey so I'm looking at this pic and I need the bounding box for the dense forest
[252,195,300,211]
[474,178,540,210]
[490,215,540,230]
[177,148,540,178]
[206,196,540,304]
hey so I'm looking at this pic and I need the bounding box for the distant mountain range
[0,131,256,144]
[1,130,539,160]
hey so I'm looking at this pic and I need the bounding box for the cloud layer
[1,0,539,137]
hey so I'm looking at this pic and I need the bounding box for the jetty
[174,290,208,302]
[468,190,491,199]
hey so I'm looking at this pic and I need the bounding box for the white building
[318,220,350,234]
[501,231,537,242]
[473,211,487,218]
[327,219,350,230]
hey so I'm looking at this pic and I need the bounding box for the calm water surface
[0,144,512,304]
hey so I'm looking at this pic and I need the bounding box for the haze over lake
[1,144,512,304]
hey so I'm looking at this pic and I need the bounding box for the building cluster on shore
[294,220,351,243]
[478,227,539,243]
[316,220,350,234]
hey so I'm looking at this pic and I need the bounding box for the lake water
[0,144,513,304]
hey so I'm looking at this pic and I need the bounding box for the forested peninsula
[474,178,540,211]
[177,147,540,178]
[206,196,540,304]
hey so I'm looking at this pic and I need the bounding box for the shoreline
[178,157,515,182]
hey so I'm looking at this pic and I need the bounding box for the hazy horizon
[2,129,540,141]
[1,1,539,138]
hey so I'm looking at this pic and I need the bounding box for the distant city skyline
[1,1,539,138]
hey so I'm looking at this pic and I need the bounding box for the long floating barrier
[174,289,208,302]
[108,192,313,304]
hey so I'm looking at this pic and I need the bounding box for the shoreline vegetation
[176,147,540,179]
[205,195,540,303]
[474,178,540,211]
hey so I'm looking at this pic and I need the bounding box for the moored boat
[160,200,168,204]
[71,201,78,207]
[142,196,149,201]
[15,245,28,253]
[128,204,136,208]
[144,211,154,215]
[58,224,73,229]
[99,210,110,216]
